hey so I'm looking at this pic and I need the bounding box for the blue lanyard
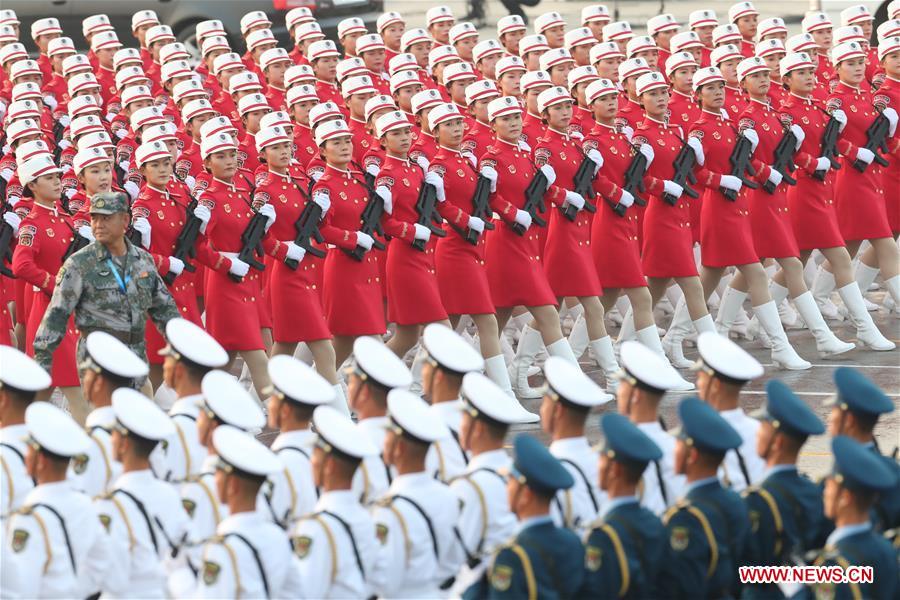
[106,258,131,293]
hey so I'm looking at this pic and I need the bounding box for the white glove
[64,187,77,200]
[617,189,634,207]
[3,212,20,235]
[639,143,655,166]
[42,95,58,111]
[570,131,584,141]
[118,160,130,174]
[366,164,380,178]
[663,180,683,198]
[167,256,185,275]
[7,195,20,207]
[374,185,393,214]
[0,101,6,119]
[310,169,323,182]
[133,217,151,248]
[855,147,875,165]
[586,148,604,170]
[185,175,196,191]
[621,125,634,141]
[413,223,431,242]
[124,180,140,201]
[883,107,899,137]
[741,128,759,154]
[719,174,743,192]
[518,140,531,152]
[258,203,276,231]
[789,124,806,150]
[539,164,556,186]
[832,109,847,132]
[424,171,445,201]
[687,137,705,166]
[105,112,116,123]
[480,166,498,193]
[77,225,95,241]
[58,115,71,129]
[355,231,374,250]
[467,215,485,233]
[563,190,585,211]
[115,128,128,140]
[720,108,730,120]
[462,151,477,168]
[312,190,331,214]
[193,204,211,234]
[514,209,532,230]
[284,241,306,262]
[58,139,72,150]
[228,256,249,277]
[766,168,783,187]
[814,156,832,172]
[415,155,430,171]
[0,168,12,182]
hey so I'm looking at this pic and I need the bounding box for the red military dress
[409,131,439,164]
[253,170,330,342]
[668,90,702,128]
[199,177,287,351]
[828,82,893,241]
[738,98,800,259]
[11,202,79,386]
[689,110,759,267]
[633,117,697,278]
[533,128,602,297]
[461,119,494,160]
[585,122,648,288]
[314,165,386,336]
[779,93,845,250]
[429,145,495,315]
[376,155,448,325]
[480,138,557,308]
[875,78,900,234]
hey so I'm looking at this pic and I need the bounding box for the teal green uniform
[804,525,899,600]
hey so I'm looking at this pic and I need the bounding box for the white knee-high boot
[838,283,896,351]
[715,287,747,335]
[567,313,590,360]
[546,336,579,363]
[886,275,900,306]
[408,345,427,395]
[855,261,881,295]
[661,299,694,368]
[509,324,545,398]
[812,266,842,320]
[770,281,802,329]
[615,308,638,344]
[589,336,620,392]
[793,292,855,357]
[753,301,812,370]
[635,326,695,390]
[331,383,350,416]
[484,354,515,397]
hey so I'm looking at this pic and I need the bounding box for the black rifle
[62,231,90,262]
[412,182,446,251]
[345,186,387,261]
[229,210,268,281]
[162,199,203,285]
[463,174,495,245]
[511,170,548,235]
[814,116,842,181]
[722,136,758,201]
[852,112,891,172]
[621,150,649,212]
[285,200,327,269]
[763,129,798,194]
[0,203,14,277]
[566,156,598,220]
[662,142,700,206]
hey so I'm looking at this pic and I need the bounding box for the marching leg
[793,292,855,357]
[635,325,695,391]
[837,283,896,351]
[509,324,545,399]
[661,299,694,369]
[753,301,812,370]
[484,354,515,398]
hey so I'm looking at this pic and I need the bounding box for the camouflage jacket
[33,239,179,372]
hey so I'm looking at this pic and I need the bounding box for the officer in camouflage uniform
[32,192,178,385]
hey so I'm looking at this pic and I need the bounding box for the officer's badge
[376,523,389,545]
[361,139,370,148]
[849,105,857,113]
[72,453,89,474]
[11,529,28,552]
[402,178,410,187]
[339,191,347,200]
[761,122,770,132]
[508,164,516,174]
[99,514,112,532]
[202,561,221,585]
[749,510,760,533]
[46,228,55,238]
[670,526,689,551]
[306,146,315,155]
[801,116,810,125]
[18,225,36,247]
[223,204,231,214]
[157,210,165,220]
[182,498,197,518]
[712,131,721,140]
[278,194,288,204]
[293,535,313,558]
[490,565,513,591]
[453,168,464,178]
[657,138,666,147]
[585,545,602,571]
[559,152,567,161]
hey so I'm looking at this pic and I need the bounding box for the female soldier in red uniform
[773,52,895,351]
[11,154,87,421]
[196,131,277,400]
[312,119,387,369]
[532,85,620,390]
[629,71,716,369]
[877,37,900,238]
[478,95,580,397]
[426,102,514,394]
[688,66,812,370]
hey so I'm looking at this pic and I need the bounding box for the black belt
[78,328,143,345]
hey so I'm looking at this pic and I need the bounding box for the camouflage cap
[89,191,129,215]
